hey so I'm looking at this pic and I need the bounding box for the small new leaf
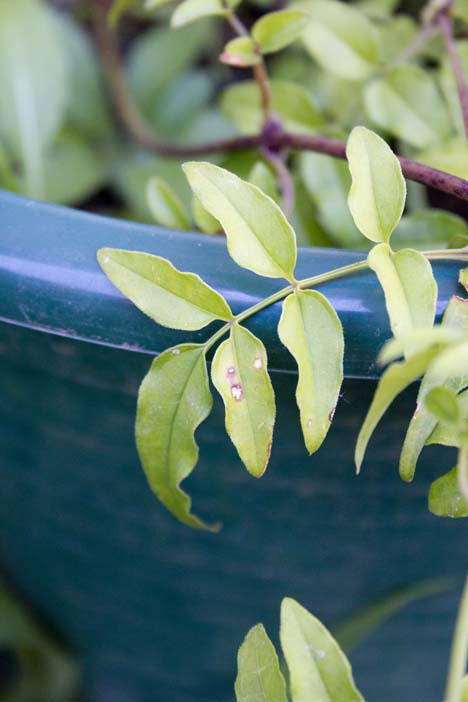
[429,466,468,518]
[171,0,229,26]
[252,10,310,54]
[220,37,260,67]
[235,624,287,702]
[146,177,190,230]
[278,290,343,454]
[136,344,216,529]
[280,598,363,702]
[183,162,297,281]
[367,244,437,346]
[97,248,233,330]
[347,126,406,244]
[211,324,275,477]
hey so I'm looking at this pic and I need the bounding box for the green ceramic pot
[0,189,466,702]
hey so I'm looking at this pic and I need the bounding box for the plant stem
[204,260,368,351]
[445,574,468,702]
[91,4,468,203]
[438,11,468,139]
[424,246,468,259]
[263,147,295,215]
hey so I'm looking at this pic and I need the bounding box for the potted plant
[1,0,468,700]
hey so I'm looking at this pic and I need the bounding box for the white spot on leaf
[231,384,243,401]
[253,357,263,369]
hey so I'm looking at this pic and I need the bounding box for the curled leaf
[183,162,297,281]
[211,324,275,477]
[97,248,233,330]
[278,290,343,454]
[347,126,406,244]
[136,344,217,529]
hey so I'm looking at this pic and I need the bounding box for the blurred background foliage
[1,0,468,249]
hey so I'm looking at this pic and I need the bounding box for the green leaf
[183,162,297,281]
[300,152,363,249]
[363,65,451,149]
[278,290,343,454]
[248,161,279,202]
[367,244,437,347]
[145,0,177,8]
[0,581,79,702]
[171,0,238,26]
[392,209,468,251]
[379,326,465,366]
[97,248,233,329]
[146,177,190,230]
[428,388,468,447]
[355,347,440,473]
[39,128,106,206]
[280,598,363,702]
[192,195,220,234]
[425,387,461,425]
[220,37,260,67]
[252,9,310,54]
[0,0,67,198]
[334,578,452,651]
[429,466,468,518]
[136,345,216,529]
[461,268,468,293]
[220,79,323,134]
[418,137,468,180]
[462,674,468,701]
[53,13,112,142]
[300,0,380,81]
[211,324,275,477]
[399,296,468,481]
[235,624,287,702]
[347,126,406,244]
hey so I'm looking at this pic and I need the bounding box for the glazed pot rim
[0,188,462,379]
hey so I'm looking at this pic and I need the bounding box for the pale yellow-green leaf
[136,345,217,529]
[355,347,440,473]
[347,126,406,243]
[278,290,343,454]
[252,9,310,54]
[183,161,297,280]
[248,161,279,202]
[97,248,233,330]
[146,177,190,230]
[429,466,468,518]
[425,387,461,425]
[220,37,260,67]
[461,268,468,293]
[171,0,226,27]
[418,137,468,180]
[211,325,275,477]
[378,326,465,366]
[220,79,323,134]
[461,674,468,700]
[280,598,363,702]
[300,0,380,80]
[235,624,287,702]
[428,388,468,447]
[363,65,451,149]
[367,244,437,347]
[399,297,468,481]
[192,195,220,234]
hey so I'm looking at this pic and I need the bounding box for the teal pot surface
[0,189,467,702]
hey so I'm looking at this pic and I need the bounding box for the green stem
[445,574,468,702]
[458,444,468,503]
[204,259,368,352]
[424,247,468,260]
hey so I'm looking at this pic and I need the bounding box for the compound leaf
[278,290,343,454]
[347,126,406,244]
[183,162,297,281]
[136,344,216,529]
[97,248,233,330]
[211,324,275,477]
